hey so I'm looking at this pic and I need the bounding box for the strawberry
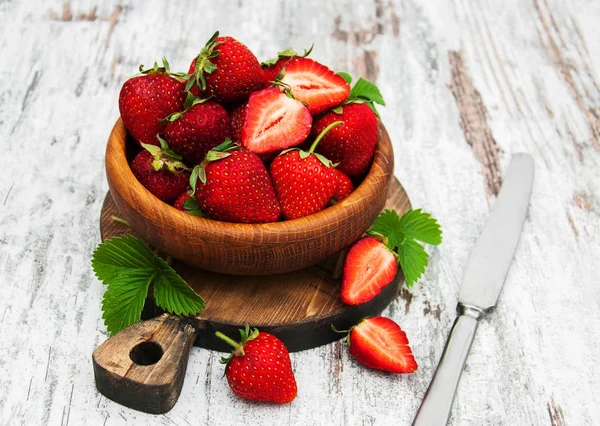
[346,316,417,373]
[187,31,266,104]
[269,121,343,220]
[216,325,297,404]
[332,169,355,202]
[228,102,247,144]
[130,137,191,203]
[261,44,314,83]
[241,87,312,155]
[340,236,398,305]
[119,59,186,146]
[191,140,281,223]
[311,103,378,176]
[163,94,231,165]
[279,58,350,116]
[173,192,205,217]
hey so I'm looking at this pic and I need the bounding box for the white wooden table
[1,0,599,424]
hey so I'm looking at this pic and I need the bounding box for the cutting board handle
[92,313,197,414]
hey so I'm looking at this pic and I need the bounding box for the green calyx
[261,43,314,67]
[216,323,260,364]
[185,31,223,93]
[189,138,237,194]
[130,57,189,80]
[279,121,342,168]
[142,135,191,174]
[336,72,386,117]
[160,92,212,123]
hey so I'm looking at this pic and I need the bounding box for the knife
[412,153,534,426]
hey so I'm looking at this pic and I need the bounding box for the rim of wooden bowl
[105,117,393,253]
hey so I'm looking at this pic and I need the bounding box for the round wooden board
[100,178,411,352]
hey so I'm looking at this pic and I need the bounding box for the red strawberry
[340,236,397,305]
[173,192,206,217]
[164,95,230,165]
[347,316,417,373]
[188,32,266,104]
[131,139,191,203]
[228,102,247,144]
[332,169,355,202]
[241,87,312,155]
[279,58,350,116]
[119,59,186,146]
[261,45,314,83]
[311,103,378,176]
[269,122,342,220]
[216,325,297,404]
[191,140,281,223]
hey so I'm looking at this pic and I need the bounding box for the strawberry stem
[215,331,245,357]
[308,121,343,154]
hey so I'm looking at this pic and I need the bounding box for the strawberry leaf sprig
[92,235,205,335]
[368,209,442,286]
[335,72,386,117]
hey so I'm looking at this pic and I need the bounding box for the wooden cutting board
[93,178,410,413]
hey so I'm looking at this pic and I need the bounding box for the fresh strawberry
[241,87,312,155]
[228,102,247,144]
[261,45,314,83]
[269,122,342,220]
[216,325,297,404]
[311,103,378,176]
[119,59,186,146]
[173,192,206,217]
[347,316,418,373]
[130,138,191,203]
[279,58,350,116]
[340,236,397,305]
[187,31,265,104]
[191,140,281,223]
[163,94,230,165]
[332,169,355,202]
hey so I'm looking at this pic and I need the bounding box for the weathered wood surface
[0,0,598,425]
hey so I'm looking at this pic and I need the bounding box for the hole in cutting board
[130,341,163,365]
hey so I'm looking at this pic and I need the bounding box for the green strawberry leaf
[348,77,386,106]
[398,208,443,246]
[92,235,205,335]
[182,197,205,217]
[337,72,352,85]
[397,237,429,287]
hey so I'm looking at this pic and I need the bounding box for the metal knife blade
[459,153,534,310]
[412,153,534,426]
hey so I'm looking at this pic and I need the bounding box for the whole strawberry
[119,58,186,146]
[130,137,191,203]
[270,121,342,220]
[216,325,297,404]
[228,102,247,144]
[173,192,206,217]
[332,168,355,202]
[187,31,266,104]
[343,317,418,374]
[163,94,231,165]
[311,103,377,176]
[191,140,281,223]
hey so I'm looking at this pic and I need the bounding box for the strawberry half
[340,236,398,305]
[163,94,231,165]
[216,324,297,404]
[119,59,186,146]
[261,44,314,83]
[280,58,350,116]
[348,316,418,374]
[241,87,312,155]
[269,121,342,219]
[187,32,266,104]
[191,140,281,223]
[130,137,191,203]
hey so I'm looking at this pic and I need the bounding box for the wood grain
[1,0,600,425]
[105,118,395,275]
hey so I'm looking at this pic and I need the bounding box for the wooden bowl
[105,118,394,275]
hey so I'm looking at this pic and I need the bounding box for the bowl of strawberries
[106,32,394,276]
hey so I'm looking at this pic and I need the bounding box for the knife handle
[412,304,484,426]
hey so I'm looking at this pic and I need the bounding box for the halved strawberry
[348,316,417,373]
[340,236,397,305]
[241,88,312,155]
[280,58,350,116]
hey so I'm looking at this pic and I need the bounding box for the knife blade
[412,153,534,426]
